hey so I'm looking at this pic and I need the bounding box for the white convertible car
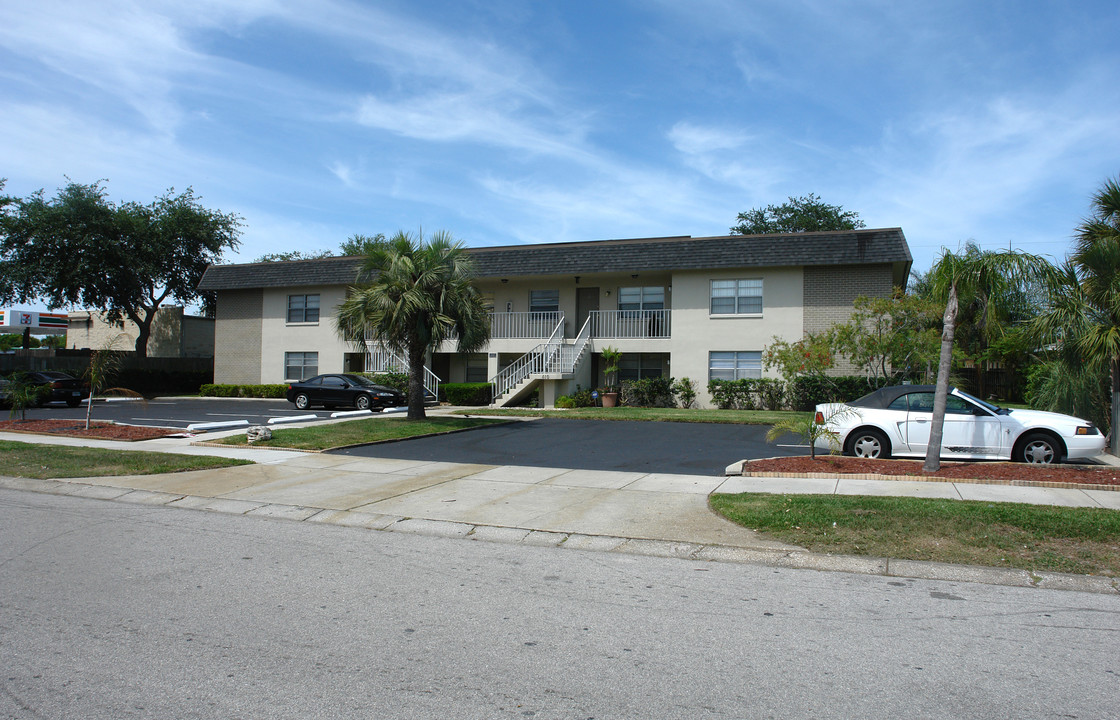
[814,385,1106,464]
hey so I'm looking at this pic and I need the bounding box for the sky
[2,0,1119,313]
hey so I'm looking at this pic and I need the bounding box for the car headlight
[1076,425,1099,435]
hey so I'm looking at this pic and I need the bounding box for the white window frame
[284,351,318,381]
[287,294,320,324]
[529,289,560,313]
[617,286,665,311]
[709,351,762,381]
[709,279,763,316]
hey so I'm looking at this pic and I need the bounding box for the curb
[3,474,1116,596]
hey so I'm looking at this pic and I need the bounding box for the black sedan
[285,374,405,411]
[24,371,90,407]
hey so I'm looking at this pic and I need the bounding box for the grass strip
[451,407,811,425]
[710,493,1120,576]
[0,440,253,479]
[218,415,508,451]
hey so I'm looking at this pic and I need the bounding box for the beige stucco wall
[259,285,352,383]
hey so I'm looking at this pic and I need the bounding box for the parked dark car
[285,373,405,411]
[22,371,90,407]
[0,377,9,408]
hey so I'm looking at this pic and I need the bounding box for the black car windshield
[954,389,1002,414]
[346,375,381,387]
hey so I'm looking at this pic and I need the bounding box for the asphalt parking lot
[8,397,334,430]
[335,417,807,475]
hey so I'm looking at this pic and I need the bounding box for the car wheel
[294,393,311,410]
[66,397,81,408]
[847,428,891,459]
[1015,432,1060,464]
[355,394,372,411]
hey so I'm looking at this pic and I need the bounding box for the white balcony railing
[364,342,440,399]
[488,311,563,339]
[589,309,671,339]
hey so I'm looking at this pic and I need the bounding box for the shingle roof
[197,228,911,291]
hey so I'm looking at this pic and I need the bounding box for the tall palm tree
[923,245,1054,471]
[335,230,490,420]
[1033,177,1120,454]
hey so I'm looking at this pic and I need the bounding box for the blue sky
[2,0,1118,307]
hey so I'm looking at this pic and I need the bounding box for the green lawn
[219,415,510,451]
[710,492,1120,576]
[1,440,253,479]
[451,406,811,425]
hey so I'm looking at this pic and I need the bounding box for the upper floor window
[287,294,320,323]
[618,286,665,311]
[710,279,762,315]
[529,289,559,313]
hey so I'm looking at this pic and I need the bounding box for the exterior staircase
[364,342,441,403]
[489,316,592,407]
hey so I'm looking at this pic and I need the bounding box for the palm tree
[923,244,1054,471]
[335,230,490,420]
[1033,177,1120,454]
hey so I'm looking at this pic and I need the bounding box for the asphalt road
[336,417,807,474]
[3,490,1117,720]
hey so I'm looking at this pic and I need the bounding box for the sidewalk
[2,428,1117,594]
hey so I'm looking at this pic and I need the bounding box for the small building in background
[66,307,215,358]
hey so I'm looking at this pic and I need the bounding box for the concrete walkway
[2,425,1118,594]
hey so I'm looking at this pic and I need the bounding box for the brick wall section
[803,264,895,375]
[213,289,263,384]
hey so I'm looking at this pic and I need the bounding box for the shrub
[441,382,492,406]
[570,386,595,407]
[786,375,892,411]
[555,395,577,409]
[356,371,409,394]
[672,377,697,409]
[621,377,675,407]
[199,383,287,398]
[707,378,786,410]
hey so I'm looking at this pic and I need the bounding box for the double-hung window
[284,351,318,381]
[617,287,664,312]
[710,279,762,315]
[709,351,762,381]
[287,294,320,323]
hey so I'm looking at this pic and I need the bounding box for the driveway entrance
[332,418,808,475]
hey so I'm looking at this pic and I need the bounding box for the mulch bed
[745,455,1120,489]
[0,419,183,442]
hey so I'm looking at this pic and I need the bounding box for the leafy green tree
[334,230,489,420]
[0,181,241,358]
[763,332,836,383]
[339,233,387,256]
[254,250,334,262]
[832,290,941,382]
[1032,177,1120,451]
[922,246,1054,471]
[731,193,865,235]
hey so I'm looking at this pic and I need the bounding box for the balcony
[488,311,563,339]
[588,309,671,339]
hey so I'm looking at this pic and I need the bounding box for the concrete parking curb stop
[2,472,1116,596]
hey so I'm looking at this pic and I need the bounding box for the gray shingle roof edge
[197,228,911,291]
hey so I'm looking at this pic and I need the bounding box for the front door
[576,287,599,332]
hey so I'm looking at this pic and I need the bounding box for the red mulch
[0,419,183,442]
[746,455,1120,488]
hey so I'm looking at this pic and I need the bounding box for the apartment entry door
[576,287,599,332]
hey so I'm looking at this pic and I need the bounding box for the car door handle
[915,418,929,423]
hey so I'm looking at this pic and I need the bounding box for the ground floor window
[284,351,318,381]
[465,354,488,383]
[619,353,665,382]
[709,351,761,381]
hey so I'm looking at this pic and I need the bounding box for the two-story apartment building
[196,228,911,408]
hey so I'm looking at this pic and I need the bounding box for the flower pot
[601,392,619,408]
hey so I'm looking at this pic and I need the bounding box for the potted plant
[600,345,622,407]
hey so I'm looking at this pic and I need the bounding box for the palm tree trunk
[924,283,959,472]
[407,341,427,420]
[1112,356,1119,457]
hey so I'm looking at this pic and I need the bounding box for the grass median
[451,406,810,425]
[710,492,1120,576]
[1,440,253,479]
[218,415,509,451]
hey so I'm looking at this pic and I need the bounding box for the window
[287,294,320,323]
[619,353,664,382]
[529,289,559,313]
[709,351,762,381]
[284,351,318,381]
[465,355,488,383]
[710,279,762,315]
[618,287,664,311]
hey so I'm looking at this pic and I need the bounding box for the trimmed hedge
[441,382,492,406]
[199,383,287,398]
[620,377,675,407]
[709,376,894,411]
[355,372,409,394]
[708,378,787,410]
[786,375,892,411]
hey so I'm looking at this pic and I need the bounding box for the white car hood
[1004,407,1093,428]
